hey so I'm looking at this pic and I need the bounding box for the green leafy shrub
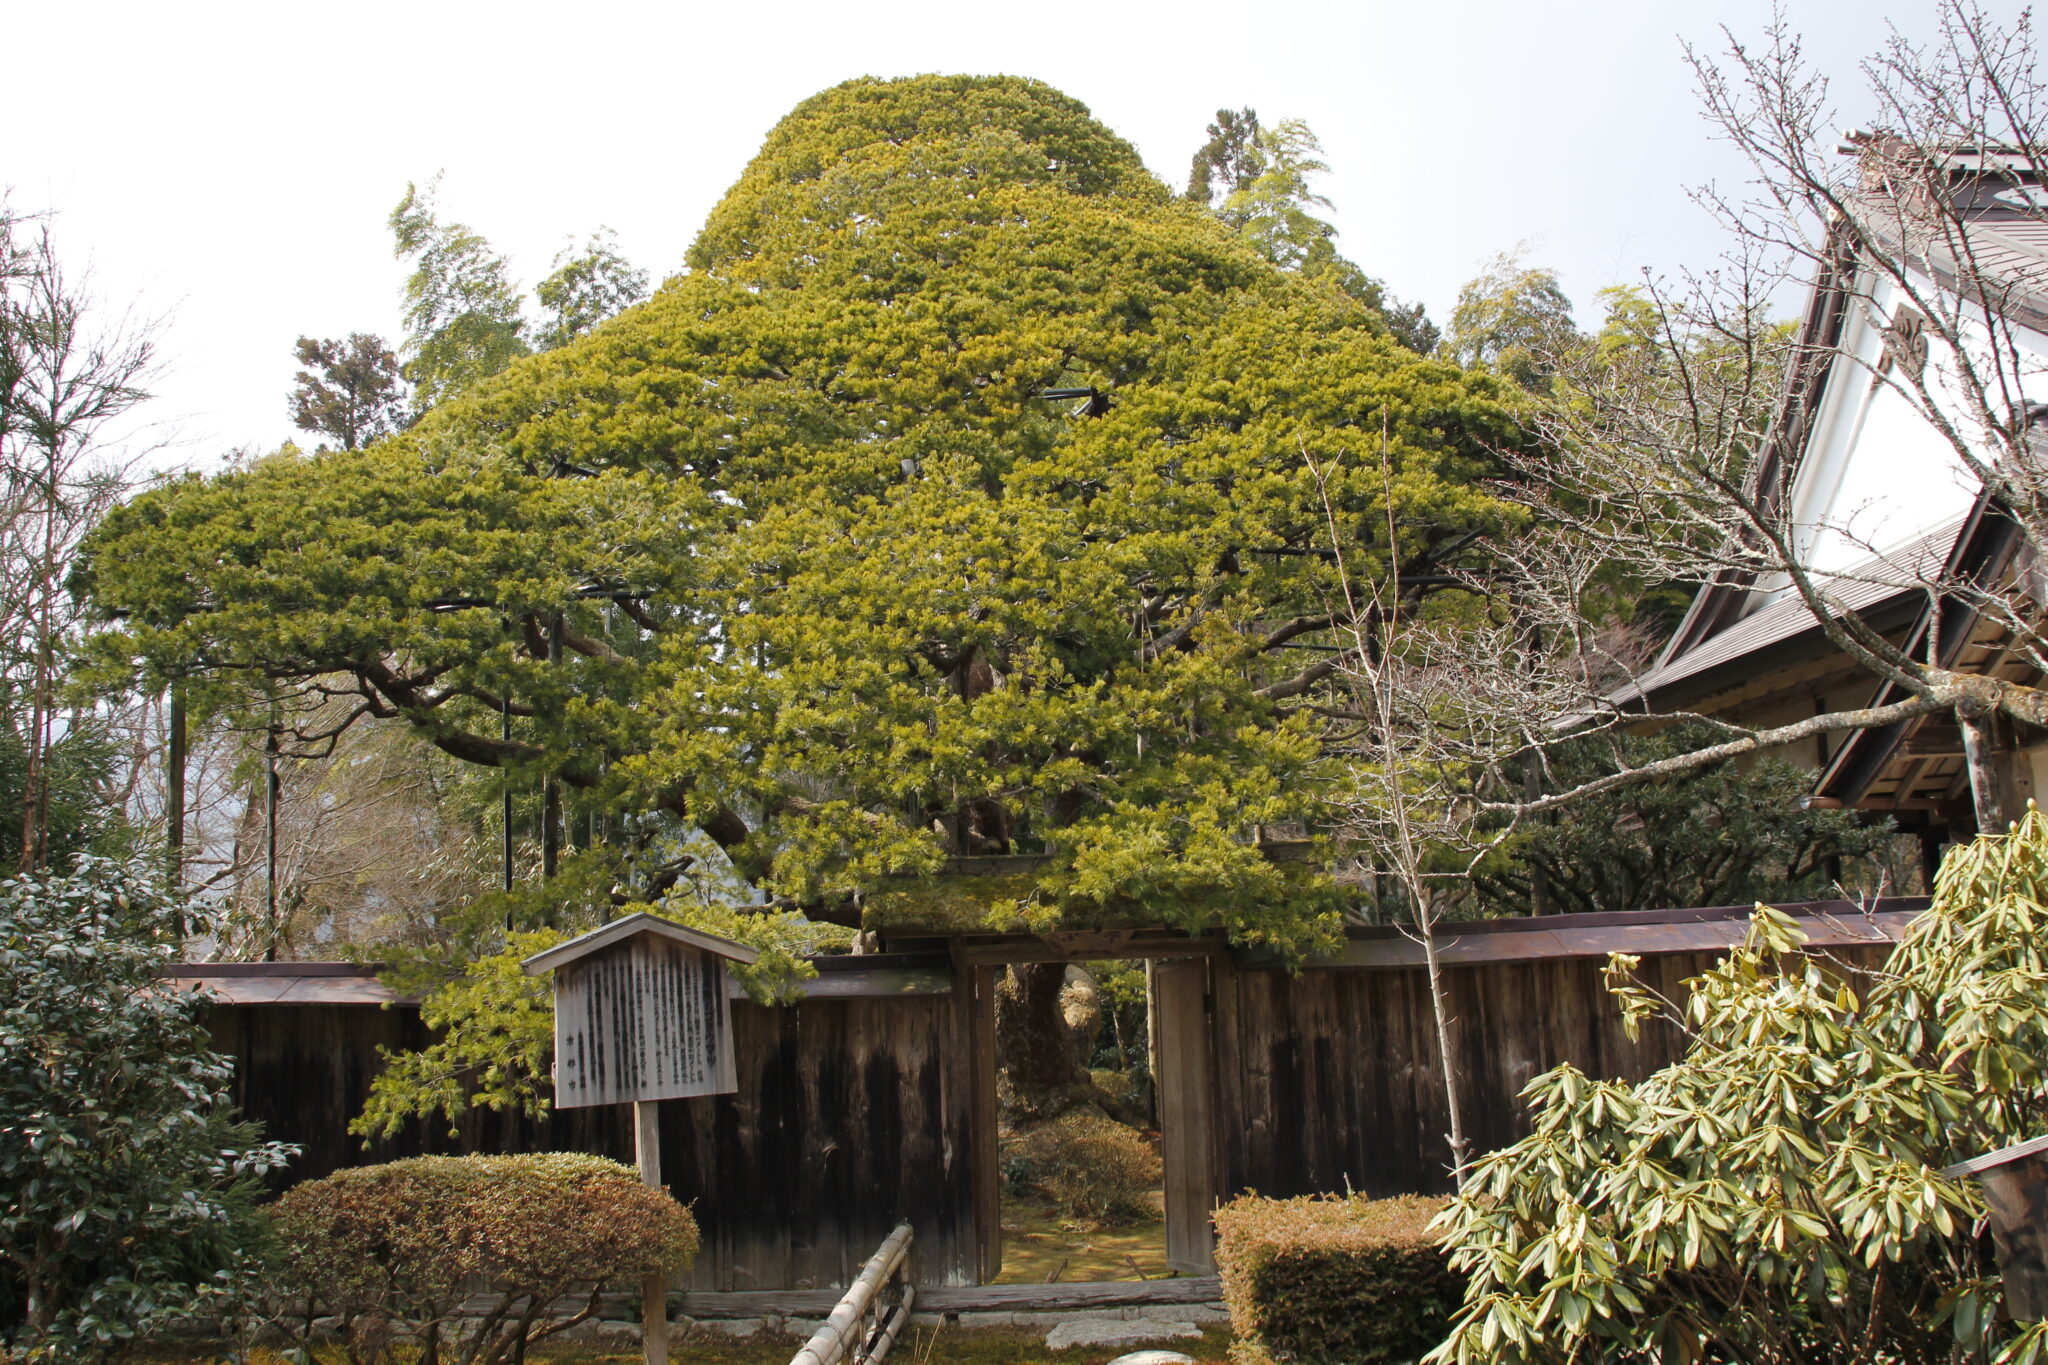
[1090,1066,1153,1119]
[1215,1194,1460,1365]
[271,1153,698,1365]
[1003,1111,1161,1222]
[0,857,293,1363]
[1428,808,2048,1365]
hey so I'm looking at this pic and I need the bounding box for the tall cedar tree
[289,333,406,450]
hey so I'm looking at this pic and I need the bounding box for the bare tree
[0,202,155,872]
[175,694,498,961]
[1312,433,1655,1183]
[1382,4,2048,844]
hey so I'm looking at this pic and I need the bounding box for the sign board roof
[520,910,761,976]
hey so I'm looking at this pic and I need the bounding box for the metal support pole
[635,1101,668,1365]
[265,702,280,961]
[502,694,515,895]
[166,686,186,889]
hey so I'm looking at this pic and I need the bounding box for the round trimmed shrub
[272,1152,697,1365]
[1004,1110,1161,1222]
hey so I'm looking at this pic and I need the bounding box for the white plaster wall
[1759,266,2048,610]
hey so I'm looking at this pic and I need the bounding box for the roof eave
[521,911,763,975]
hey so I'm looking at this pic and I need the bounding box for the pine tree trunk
[995,962,1085,1119]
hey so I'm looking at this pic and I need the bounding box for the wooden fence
[196,956,984,1292]
[185,898,1922,1288]
[1200,942,1895,1202]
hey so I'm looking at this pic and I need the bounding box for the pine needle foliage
[80,76,1522,955]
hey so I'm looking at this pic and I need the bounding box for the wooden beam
[462,1276,1226,1322]
[1312,911,1920,970]
[636,1101,668,1365]
[1888,756,1933,807]
[955,936,1224,966]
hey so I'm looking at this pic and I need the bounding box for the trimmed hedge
[272,1153,697,1365]
[1214,1193,1461,1365]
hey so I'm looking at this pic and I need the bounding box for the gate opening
[978,953,1217,1283]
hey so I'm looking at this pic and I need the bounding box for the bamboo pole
[790,1223,913,1365]
[636,1101,667,1365]
[857,1285,916,1365]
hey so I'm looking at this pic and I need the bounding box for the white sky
[7,0,2022,470]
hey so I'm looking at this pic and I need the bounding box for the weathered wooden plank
[738,968,952,999]
[679,1277,1224,1318]
[553,936,737,1108]
[1322,911,1917,969]
[1215,942,1898,1199]
[207,987,975,1294]
[964,962,1002,1285]
[208,925,1906,1297]
[1156,958,1220,1274]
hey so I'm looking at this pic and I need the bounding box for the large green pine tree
[81,75,1523,955]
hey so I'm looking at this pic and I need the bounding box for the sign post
[524,913,760,1365]
[636,1099,666,1363]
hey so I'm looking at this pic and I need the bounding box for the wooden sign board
[522,913,760,1109]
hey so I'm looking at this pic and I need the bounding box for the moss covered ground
[993,1191,1171,1284]
[135,1325,1233,1365]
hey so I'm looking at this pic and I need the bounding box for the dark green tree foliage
[1472,725,1897,916]
[1186,106,1266,205]
[534,229,650,350]
[389,175,529,412]
[82,76,1524,956]
[289,333,407,450]
[0,858,292,1360]
[0,723,136,871]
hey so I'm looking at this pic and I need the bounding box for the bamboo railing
[789,1223,915,1365]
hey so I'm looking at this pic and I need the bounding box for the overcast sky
[7,0,2025,470]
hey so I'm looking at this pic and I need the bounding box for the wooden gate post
[1155,956,1222,1274]
[637,1100,667,1365]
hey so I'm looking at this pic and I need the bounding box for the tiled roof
[1617,518,1963,709]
